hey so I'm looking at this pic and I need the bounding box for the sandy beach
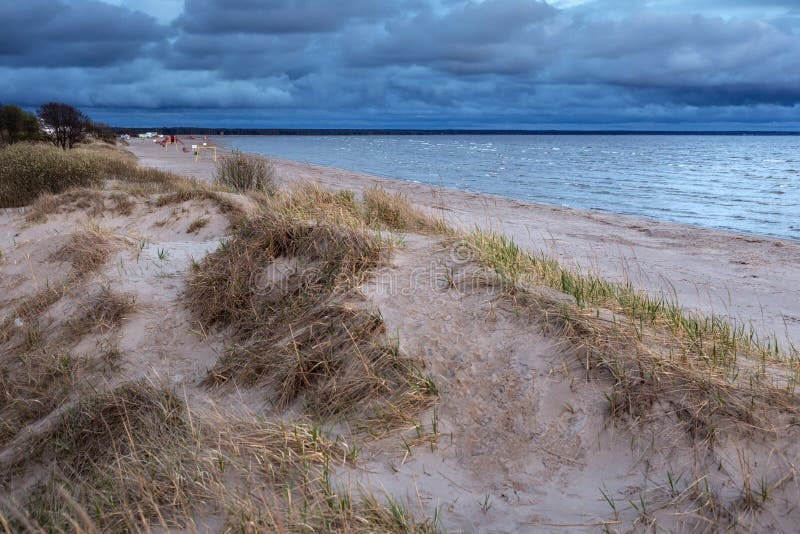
[4,138,800,531]
[130,137,800,348]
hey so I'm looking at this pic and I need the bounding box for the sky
[1,0,799,129]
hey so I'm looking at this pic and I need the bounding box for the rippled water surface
[225,135,800,240]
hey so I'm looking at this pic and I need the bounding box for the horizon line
[113,127,800,136]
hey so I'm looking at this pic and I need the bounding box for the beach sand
[129,137,800,348]
[5,138,799,532]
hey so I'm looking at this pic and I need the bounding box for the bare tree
[38,102,88,149]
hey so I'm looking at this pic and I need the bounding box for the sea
[223,135,800,241]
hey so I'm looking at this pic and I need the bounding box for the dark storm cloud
[346,0,557,75]
[0,0,167,68]
[1,0,799,127]
[175,0,418,35]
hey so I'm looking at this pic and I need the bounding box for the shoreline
[127,137,800,346]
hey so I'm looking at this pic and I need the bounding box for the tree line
[0,102,114,149]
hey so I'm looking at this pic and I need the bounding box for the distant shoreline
[114,128,800,136]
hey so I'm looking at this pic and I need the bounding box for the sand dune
[131,138,800,349]
[2,139,800,532]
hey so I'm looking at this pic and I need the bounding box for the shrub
[214,150,276,193]
[0,104,43,145]
[88,121,116,144]
[0,143,102,208]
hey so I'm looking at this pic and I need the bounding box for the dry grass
[1,383,440,532]
[75,141,136,162]
[363,186,450,234]
[0,284,65,350]
[214,149,277,193]
[154,184,247,222]
[208,304,436,431]
[0,167,449,530]
[12,381,195,532]
[0,347,78,448]
[0,285,74,448]
[270,184,363,227]
[464,230,800,527]
[0,143,103,208]
[24,188,138,224]
[186,216,210,234]
[468,230,793,365]
[48,224,120,279]
[525,289,797,439]
[467,230,800,438]
[69,286,136,337]
[187,207,436,432]
[187,210,386,333]
[0,142,180,209]
[267,183,450,235]
[0,283,135,449]
[107,191,135,215]
[3,142,244,232]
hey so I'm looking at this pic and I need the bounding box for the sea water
[224,135,800,241]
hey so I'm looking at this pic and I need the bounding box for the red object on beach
[170,135,176,143]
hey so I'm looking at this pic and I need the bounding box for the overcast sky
[1,0,798,129]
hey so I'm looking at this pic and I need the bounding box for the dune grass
[0,141,184,209]
[0,283,65,354]
[363,186,450,234]
[0,150,451,531]
[467,230,800,438]
[214,149,277,193]
[68,286,136,337]
[2,142,247,231]
[266,183,450,235]
[187,199,437,433]
[0,347,78,448]
[13,381,194,532]
[1,381,440,532]
[11,143,795,529]
[0,143,103,208]
[468,230,793,367]
[48,224,121,280]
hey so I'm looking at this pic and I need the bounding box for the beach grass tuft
[0,143,103,208]
[48,224,121,280]
[214,149,277,193]
[363,186,450,234]
[467,229,800,437]
[187,202,436,433]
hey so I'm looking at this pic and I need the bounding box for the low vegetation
[268,183,449,235]
[0,143,103,208]
[0,144,451,532]
[0,346,79,448]
[69,287,136,337]
[17,381,193,532]
[0,105,43,146]
[48,224,121,280]
[468,230,794,365]
[214,149,277,193]
[468,230,800,438]
[4,135,799,530]
[363,186,450,233]
[2,381,439,532]
[188,206,437,432]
